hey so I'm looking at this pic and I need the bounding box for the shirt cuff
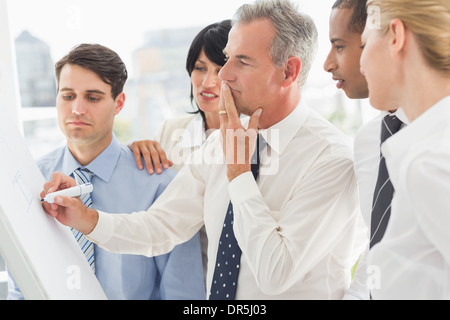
[86,211,114,245]
[228,171,261,206]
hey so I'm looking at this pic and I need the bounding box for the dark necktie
[370,114,403,248]
[209,135,265,300]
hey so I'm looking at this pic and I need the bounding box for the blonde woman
[360,0,450,299]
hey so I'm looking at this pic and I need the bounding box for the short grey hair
[233,0,318,87]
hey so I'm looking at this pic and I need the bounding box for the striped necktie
[209,135,266,300]
[72,168,95,273]
[370,114,403,248]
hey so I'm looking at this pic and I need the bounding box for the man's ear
[282,56,302,87]
[114,92,125,115]
[388,18,407,59]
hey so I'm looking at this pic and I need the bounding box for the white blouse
[369,96,450,299]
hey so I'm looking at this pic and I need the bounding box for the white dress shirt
[369,96,450,299]
[88,102,366,299]
[154,113,247,282]
[344,109,408,300]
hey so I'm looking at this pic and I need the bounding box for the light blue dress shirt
[8,135,205,300]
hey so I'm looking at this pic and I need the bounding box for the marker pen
[41,183,93,204]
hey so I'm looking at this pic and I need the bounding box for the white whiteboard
[0,0,105,300]
[0,0,21,128]
[0,106,107,300]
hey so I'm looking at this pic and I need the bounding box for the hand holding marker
[41,183,93,204]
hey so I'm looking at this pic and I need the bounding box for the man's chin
[234,104,252,117]
[67,134,92,145]
[343,88,368,100]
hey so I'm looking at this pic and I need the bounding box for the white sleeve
[87,164,205,257]
[229,156,364,295]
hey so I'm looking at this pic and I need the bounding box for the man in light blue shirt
[7,43,205,300]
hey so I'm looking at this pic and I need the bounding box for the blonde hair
[367,0,450,73]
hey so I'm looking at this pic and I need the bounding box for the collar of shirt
[256,101,310,156]
[61,134,121,182]
[381,107,409,126]
[382,95,450,183]
[396,107,409,125]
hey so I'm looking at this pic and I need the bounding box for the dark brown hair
[186,20,231,119]
[55,43,128,99]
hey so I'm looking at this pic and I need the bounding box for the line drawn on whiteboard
[0,128,35,214]
[13,172,34,214]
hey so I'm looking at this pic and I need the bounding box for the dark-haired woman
[130,20,232,173]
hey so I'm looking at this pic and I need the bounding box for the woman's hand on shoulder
[128,140,173,175]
